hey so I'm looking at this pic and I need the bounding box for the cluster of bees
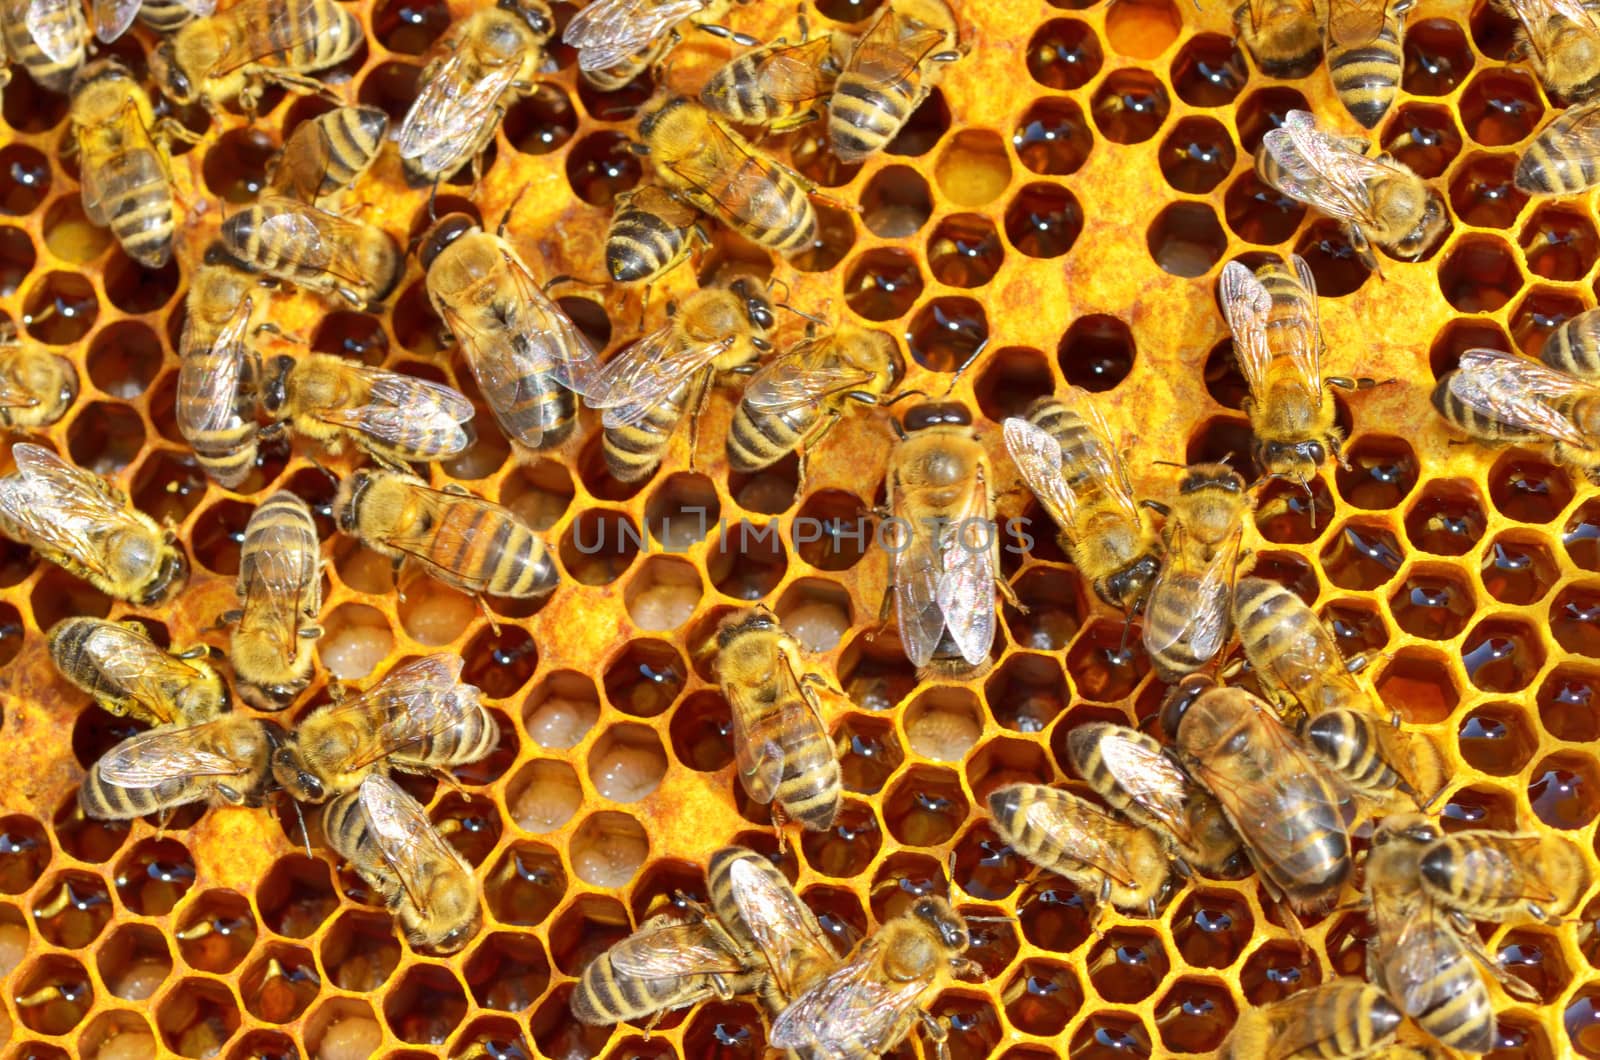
[0,0,1595,1054]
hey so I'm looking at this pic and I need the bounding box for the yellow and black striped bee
[219,195,404,310]
[1324,0,1414,129]
[266,104,390,205]
[324,773,481,954]
[605,184,706,287]
[1217,978,1402,1060]
[1141,472,1248,681]
[334,468,560,601]
[49,617,227,727]
[713,607,845,832]
[0,444,186,605]
[224,491,323,710]
[1515,95,1600,196]
[1418,826,1593,926]
[705,845,840,1014]
[1433,347,1600,481]
[1543,304,1600,377]
[419,211,598,450]
[0,326,77,432]
[638,97,818,255]
[727,323,904,488]
[270,654,497,803]
[80,716,280,820]
[0,0,88,94]
[92,0,213,42]
[176,262,264,489]
[582,276,774,481]
[1233,0,1320,78]
[69,58,197,268]
[149,0,363,113]
[701,15,844,132]
[828,0,964,163]
[1498,0,1600,102]
[562,0,743,91]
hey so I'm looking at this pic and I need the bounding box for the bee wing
[654,115,783,227]
[91,0,139,43]
[26,0,81,62]
[607,918,750,979]
[339,656,483,769]
[0,444,125,581]
[741,336,874,414]
[1182,706,1329,856]
[1021,791,1144,886]
[1384,915,1482,1022]
[725,855,837,997]
[357,773,467,915]
[1003,417,1081,531]
[495,238,600,394]
[889,489,946,671]
[1085,726,1201,848]
[0,379,39,410]
[1218,260,1274,403]
[583,325,730,430]
[750,36,842,105]
[81,141,167,228]
[723,679,786,805]
[81,623,195,725]
[1503,0,1600,33]
[240,540,310,663]
[1057,385,1143,519]
[176,0,216,15]
[98,724,252,788]
[397,52,520,173]
[1523,98,1600,176]
[1261,111,1384,226]
[563,0,706,71]
[177,297,253,438]
[842,3,952,90]
[212,1,334,73]
[934,472,998,667]
[316,365,473,454]
[266,121,334,204]
[769,938,931,1053]
[1142,522,1237,671]
[1436,835,1563,908]
[1325,0,1388,48]
[1447,349,1596,447]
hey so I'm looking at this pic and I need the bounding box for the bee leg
[429,767,471,800]
[153,117,203,148]
[917,1012,952,1060]
[769,803,790,854]
[1457,925,1541,1001]
[204,609,243,633]
[471,594,503,636]
[697,22,762,46]
[259,68,345,106]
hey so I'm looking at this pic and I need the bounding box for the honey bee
[713,607,845,832]
[1418,827,1594,926]
[333,468,559,601]
[1217,978,1402,1060]
[1003,392,1161,614]
[1161,462,1254,559]
[70,59,197,269]
[769,895,984,1059]
[149,0,363,114]
[0,328,77,432]
[701,16,843,132]
[397,0,554,185]
[582,276,774,482]
[1064,721,1245,876]
[1432,347,1600,481]
[637,97,818,255]
[260,353,474,468]
[706,844,840,1013]
[270,654,496,803]
[323,772,481,953]
[0,444,186,605]
[1233,0,1320,78]
[419,211,598,451]
[49,617,227,727]
[887,402,1017,680]
[828,0,964,164]
[727,324,905,487]
[987,783,1175,920]
[219,195,404,310]
[1365,815,1539,1055]
[266,104,390,204]
[571,901,764,1027]
[1258,109,1447,267]
[1543,304,1600,378]
[1233,576,1365,718]
[224,491,323,710]
[562,0,740,91]
[605,184,706,286]
[1161,677,1351,917]
[1324,0,1414,129]
[1141,498,1245,681]
[177,262,264,488]
[1220,254,1371,486]
[1514,95,1600,195]
[0,0,87,94]
[91,0,212,42]
[80,715,279,820]
[1498,0,1600,102]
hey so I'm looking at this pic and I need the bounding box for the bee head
[333,471,374,534]
[717,606,777,648]
[499,0,553,38]
[141,547,189,606]
[1396,190,1448,260]
[1258,439,1324,485]
[260,356,295,415]
[727,276,775,331]
[1179,463,1245,495]
[70,58,131,96]
[270,745,325,802]
[149,42,195,105]
[637,96,691,141]
[903,402,971,433]
[1102,554,1160,613]
[417,213,479,271]
[911,897,968,952]
[1159,674,1215,740]
[1372,813,1439,849]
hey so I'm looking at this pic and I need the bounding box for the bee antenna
[1149,459,1186,469]
[940,337,988,398]
[1298,472,1317,530]
[946,849,958,899]
[774,302,827,326]
[880,389,927,408]
[291,797,312,859]
[427,180,440,223]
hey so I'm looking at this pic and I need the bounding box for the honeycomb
[1,0,1599,1055]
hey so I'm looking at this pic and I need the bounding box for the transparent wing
[1325,0,1388,47]
[741,335,873,414]
[376,486,522,595]
[1142,523,1237,672]
[841,3,950,91]
[891,490,949,671]
[583,325,727,430]
[27,0,81,62]
[358,773,465,916]
[1437,835,1562,907]
[656,114,780,226]
[266,120,333,204]
[563,0,706,71]
[726,856,836,997]
[769,939,930,1053]
[240,537,311,663]
[935,471,997,667]
[486,237,598,394]
[81,146,166,228]
[1447,349,1595,447]
[398,51,519,173]
[1284,254,1324,395]
[82,623,196,724]
[1021,790,1142,886]
[1262,111,1386,225]
[175,0,215,15]
[1003,416,1081,531]
[723,679,785,805]
[91,0,139,43]
[99,723,253,788]
[177,297,252,438]
[0,445,125,580]
[1219,260,1274,402]
[748,35,841,106]
[327,655,483,770]
[255,204,375,288]
[1055,386,1142,525]
[1386,917,1486,1023]
[213,0,330,73]
[608,917,748,978]
[1080,724,1202,847]
[316,365,473,454]
[1527,97,1600,171]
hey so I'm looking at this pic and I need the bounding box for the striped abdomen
[306,105,388,196]
[1257,265,1318,362]
[238,491,320,621]
[1,0,86,92]
[606,197,693,285]
[321,787,388,889]
[1327,4,1408,129]
[236,0,362,72]
[1305,708,1404,798]
[1143,569,1230,681]
[99,147,177,267]
[1221,979,1400,1060]
[470,334,575,450]
[1545,308,1600,378]
[572,952,731,1024]
[1232,577,1336,708]
[1250,772,1349,912]
[727,399,816,472]
[1420,832,1589,921]
[755,695,841,830]
[80,769,190,819]
[1375,920,1494,1053]
[424,498,557,599]
[137,0,199,33]
[603,379,691,481]
[1431,373,1544,443]
[177,330,258,488]
[702,155,815,252]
